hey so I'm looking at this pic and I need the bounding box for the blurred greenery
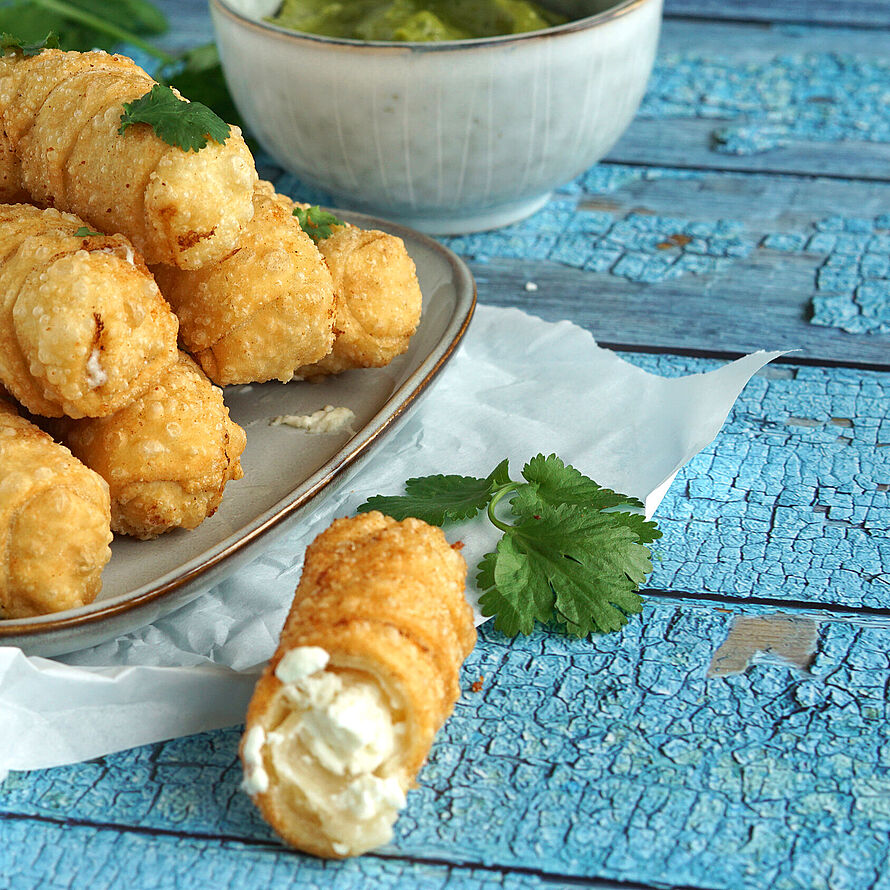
[0,0,166,52]
[0,0,251,138]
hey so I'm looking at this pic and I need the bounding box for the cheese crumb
[271,405,354,434]
[241,726,269,796]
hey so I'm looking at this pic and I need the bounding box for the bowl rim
[210,0,657,51]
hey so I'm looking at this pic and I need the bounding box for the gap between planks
[662,0,890,30]
[642,588,890,629]
[0,810,718,890]
[602,153,890,187]
[596,342,890,375]
[661,11,890,32]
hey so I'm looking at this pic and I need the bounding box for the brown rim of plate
[0,213,476,638]
[211,0,657,51]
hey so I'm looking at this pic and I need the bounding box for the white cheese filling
[102,243,135,265]
[241,725,269,795]
[85,349,107,389]
[255,645,407,854]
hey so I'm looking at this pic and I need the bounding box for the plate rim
[0,211,476,641]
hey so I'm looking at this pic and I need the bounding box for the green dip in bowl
[266,0,567,41]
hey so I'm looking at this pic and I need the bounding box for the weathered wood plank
[632,356,889,610]
[664,0,890,28]
[609,121,890,184]
[606,19,890,181]
[5,603,890,889]
[471,256,890,367]
[434,165,890,364]
[658,19,890,58]
[3,819,626,890]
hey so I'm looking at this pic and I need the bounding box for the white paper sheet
[0,306,784,774]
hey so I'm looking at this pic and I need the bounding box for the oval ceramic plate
[1,212,476,657]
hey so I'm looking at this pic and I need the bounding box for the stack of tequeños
[0,44,423,617]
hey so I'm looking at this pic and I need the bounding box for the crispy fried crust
[242,512,475,858]
[295,221,423,378]
[0,203,178,418]
[0,396,112,618]
[152,181,336,384]
[0,131,26,203]
[0,49,257,269]
[55,352,246,539]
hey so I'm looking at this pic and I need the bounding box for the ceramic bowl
[210,0,663,234]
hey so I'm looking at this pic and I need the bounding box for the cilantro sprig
[119,83,230,151]
[73,225,102,237]
[359,455,661,638]
[293,205,345,243]
[0,30,59,55]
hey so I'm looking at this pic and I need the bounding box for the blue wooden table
[3,2,890,888]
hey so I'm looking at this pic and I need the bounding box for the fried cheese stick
[0,49,257,269]
[292,206,423,379]
[152,181,335,385]
[55,352,247,539]
[240,512,475,858]
[0,203,178,419]
[0,396,112,618]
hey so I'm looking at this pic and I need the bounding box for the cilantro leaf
[118,83,230,151]
[512,456,661,547]
[0,30,58,55]
[73,225,102,237]
[158,42,254,146]
[359,459,510,525]
[480,501,649,636]
[293,205,346,243]
[606,510,663,546]
[477,538,554,636]
[521,453,644,512]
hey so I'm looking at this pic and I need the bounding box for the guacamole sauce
[266,0,568,42]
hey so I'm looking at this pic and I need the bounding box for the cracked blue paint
[623,356,890,608]
[439,165,890,336]
[802,217,890,335]
[643,52,890,155]
[1,819,555,890]
[442,192,756,285]
[5,608,890,889]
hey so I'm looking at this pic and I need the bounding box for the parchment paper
[0,306,783,775]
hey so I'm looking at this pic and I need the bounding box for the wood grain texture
[437,166,890,364]
[606,21,890,182]
[3,819,614,890]
[664,0,890,28]
[609,120,890,183]
[4,604,890,889]
[657,19,890,59]
[4,6,888,890]
[632,356,890,610]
